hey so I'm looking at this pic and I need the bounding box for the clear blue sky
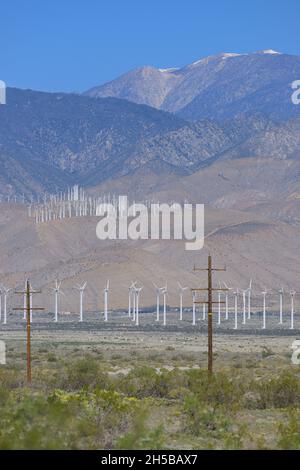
[1,0,299,92]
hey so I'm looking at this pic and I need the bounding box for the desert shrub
[261,347,275,359]
[277,410,300,450]
[0,388,143,450]
[252,371,300,409]
[0,367,24,391]
[55,357,110,391]
[183,393,232,438]
[117,410,165,450]
[117,367,188,399]
[186,369,244,408]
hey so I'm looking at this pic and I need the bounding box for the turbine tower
[223,282,233,321]
[247,279,252,320]
[233,289,239,330]
[162,283,167,326]
[217,283,222,325]
[23,280,27,320]
[128,282,136,318]
[75,282,87,322]
[2,286,11,325]
[192,291,196,326]
[290,290,296,330]
[153,283,165,322]
[279,288,284,325]
[52,280,62,322]
[104,280,109,322]
[262,288,267,330]
[242,288,247,325]
[177,282,188,321]
[135,286,143,326]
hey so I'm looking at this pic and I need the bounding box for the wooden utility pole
[14,280,44,384]
[192,255,227,374]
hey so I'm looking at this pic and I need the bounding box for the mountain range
[85,50,300,122]
[0,49,300,199]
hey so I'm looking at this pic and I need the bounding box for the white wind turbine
[241,288,247,325]
[153,283,165,322]
[278,287,284,325]
[247,279,252,320]
[135,286,143,326]
[177,282,188,321]
[23,280,27,320]
[223,282,233,321]
[103,280,109,322]
[233,289,239,330]
[51,280,62,322]
[202,302,206,321]
[2,286,11,325]
[74,282,87,322]
[162,283,167,326]
[30,292,33,323]
[192,291,196,326]
[128,282,136,318]
[290,290,296,330]
[217,283,222,325]
[262,288,267,330]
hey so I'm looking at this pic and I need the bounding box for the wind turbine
[153,283,165,322]
[128,282,136,318]
[262,288,267,330]
[2,286,11,325]
[74,282,87,322]
[202,302,206,321]
[162,283,167,326]
[279,287,284,325]
[23,280,27,320]
[192,291,196,326]
[223,282,233,321]
[247,279,252,320]
[290,290,296,330]
[135,286,143,326]
[177,282,188,321]
[104,280,109,322]
[217,283,222,325]
[242,288,247,325]
[233,289,239,330]
[51,280,62,322]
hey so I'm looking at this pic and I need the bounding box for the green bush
[56,357,110,391]
[117,367,188,399]
[186,369,243,408]
[183,393,232,438]
[277,410,300,450]
[0,388,143,450]
[253,371,300,409]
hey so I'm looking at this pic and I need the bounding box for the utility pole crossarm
[191,288,229,292]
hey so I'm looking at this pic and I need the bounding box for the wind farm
[1,1,300,450]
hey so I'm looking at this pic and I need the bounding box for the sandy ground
[1,310,299,371]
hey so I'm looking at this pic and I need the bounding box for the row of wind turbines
[0,279,297,329]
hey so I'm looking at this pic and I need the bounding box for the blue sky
[1,0,299,92]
